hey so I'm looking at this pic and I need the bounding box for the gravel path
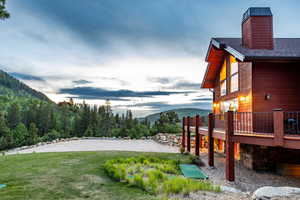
[199,153,300,193]
[6,139,179,155]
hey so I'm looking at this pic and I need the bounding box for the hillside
[142,108,211,124]
[0,70,51,102]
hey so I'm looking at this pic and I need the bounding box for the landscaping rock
[252,186,300,200]
[221,185,242,194]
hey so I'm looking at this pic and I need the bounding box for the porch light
[213,103,218,108]
[239,96,247,102]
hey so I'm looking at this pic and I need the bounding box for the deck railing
[214,114,225,130]
[184,110,300,136]
[284,112,300,135]
[214,112,274,135]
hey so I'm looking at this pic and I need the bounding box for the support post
[225,111,235,182]
[208,113,214,167]
[273,110,284,146]
[187,116,191,152]
[195,115,200,156]
[182,117,186,150]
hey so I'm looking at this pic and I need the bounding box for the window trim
[230,58,239,93]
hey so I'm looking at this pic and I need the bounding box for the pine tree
[27,123,38,145]
[13,123,27,147]
[84,126,94,137]
[0,113,13,150]
[7,102,21,129]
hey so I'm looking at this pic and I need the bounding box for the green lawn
[0,151,191,200]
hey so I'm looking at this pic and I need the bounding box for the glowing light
[239,96,247,102]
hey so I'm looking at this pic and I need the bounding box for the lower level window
[220,98,238,113]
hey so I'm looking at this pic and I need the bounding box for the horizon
[1,1,300,117]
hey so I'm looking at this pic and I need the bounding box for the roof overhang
[201,39,246,89]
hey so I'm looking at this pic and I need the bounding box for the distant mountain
[0,70,51,102]
[141,108,211,124]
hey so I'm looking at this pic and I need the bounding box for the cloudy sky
[1,1,299,117]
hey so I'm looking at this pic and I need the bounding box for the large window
[220,60,227,96]
[220,98,238,113]
[230,56,239,92]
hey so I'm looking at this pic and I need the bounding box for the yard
[0,151,191,200]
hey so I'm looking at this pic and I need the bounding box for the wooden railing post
[195,115,200,156]
[187,116,191,152]
[182,117,186,150]
[208,113,214,167]
[273,110,284,146]
[225,111,235,182]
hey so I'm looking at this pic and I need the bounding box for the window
[230,56,239,92]
[220,60,227,96]
[221,81,226,96]
[220,98,238,113]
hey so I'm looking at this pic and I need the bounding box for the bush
[104,156,220,197]
[41,129,60,142]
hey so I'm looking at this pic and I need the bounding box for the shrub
[103,156,220,197]
[133,173,144,189]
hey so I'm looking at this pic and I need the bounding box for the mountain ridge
[141,108,211,124]
[0,69,51,102]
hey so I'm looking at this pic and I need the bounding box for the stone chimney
[242,7,274,49]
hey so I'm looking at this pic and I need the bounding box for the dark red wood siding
[252,62,300,112]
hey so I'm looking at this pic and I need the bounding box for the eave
[201,38,246,89]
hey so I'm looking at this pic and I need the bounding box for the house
[182,7,300,181]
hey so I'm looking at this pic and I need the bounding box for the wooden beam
[273,111,284,146]
[225,111,235,182]
[231,135,274,146]
[208,113,214,167]
[195,115,200,156]
[187,116,191,152]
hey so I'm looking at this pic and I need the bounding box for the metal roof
[242,7,272,23]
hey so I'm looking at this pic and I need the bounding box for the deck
[181,111,300,181]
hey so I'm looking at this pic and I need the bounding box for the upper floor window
[230,56,239,93]
[220,60,227,96]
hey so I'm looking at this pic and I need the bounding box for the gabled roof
[201,38,300,88]
[213,38,300,61]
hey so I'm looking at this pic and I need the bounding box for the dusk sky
[1,1,300,117]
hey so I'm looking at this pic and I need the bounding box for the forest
[0,98,182,151]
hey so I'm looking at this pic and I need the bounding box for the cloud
[9,72,45,81]
[59,87,189,99]
[163,80,200,90]
[125,101,211,111]
[192,97,212,101]
[14,0,211,57]
[147,77,175,84]
[69,95,130,101]
[73,80,92,85]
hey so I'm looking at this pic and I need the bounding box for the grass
[0,151,191,200]
[103,156,220,197]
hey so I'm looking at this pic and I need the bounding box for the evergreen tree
[0,0,9,20]
[13,123,27,147]
[27,123,38,145]
[7,102,21,128]
[84,125,94,137]
[0,113,12,150]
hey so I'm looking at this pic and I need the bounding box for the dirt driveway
[7,139,179,154]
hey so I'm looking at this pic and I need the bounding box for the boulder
[252,186,300,200]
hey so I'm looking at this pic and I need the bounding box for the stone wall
[153,133,181,147]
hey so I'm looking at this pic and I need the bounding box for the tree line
[0,98,182,151]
